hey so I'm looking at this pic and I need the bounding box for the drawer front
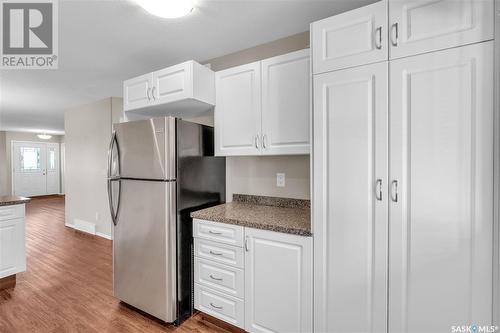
[194,219,243,247]
[194,257,244,299]
[194,238,244,268]
[194,284,244,329]
[0,205,25,221]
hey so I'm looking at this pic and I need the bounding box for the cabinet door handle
[391,180,399,202]
[209,250,223,256]
[151,86,156,100]
[210,302,223,310]
[262,134,267,149]
[245,237,249,252]
[146,87,151,101]
[208,230,222,235]
[375,179,383,201]
[209,274,223,281]
[374,26,382,49]
[391,23,399,46]
[255,134,260,149]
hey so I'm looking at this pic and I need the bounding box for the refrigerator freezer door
[113,179,177,322]
[114,117,176,180]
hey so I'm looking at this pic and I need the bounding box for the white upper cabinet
[245,228,313,333]
[215,62,262,156]
[215,49,311,156]
[313,61,389,333]
[123,61,215,117]
[261,49,310,155]
[311,1,388,74]
[123,73,152,112]
[389,42,494,332]
[389,0,494,59]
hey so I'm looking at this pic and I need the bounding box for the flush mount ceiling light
[37,133,52,140]
[135,0,195,18]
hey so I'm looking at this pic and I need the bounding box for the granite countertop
[0,196,30,207]
[191,194,311,236]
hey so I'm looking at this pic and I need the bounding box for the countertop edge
[191,213,312,237]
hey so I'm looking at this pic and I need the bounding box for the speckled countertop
[0,195,30,207]
[191,194,311,236]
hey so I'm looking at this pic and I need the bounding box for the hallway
[0,196,226,333]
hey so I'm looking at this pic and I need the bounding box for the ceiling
[0,0,377,134]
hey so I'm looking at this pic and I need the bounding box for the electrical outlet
[95,212,100,221]
[276,173,286,187]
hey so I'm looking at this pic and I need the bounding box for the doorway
[12,141,60,197]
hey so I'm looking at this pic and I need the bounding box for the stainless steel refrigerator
[107,117,225,324]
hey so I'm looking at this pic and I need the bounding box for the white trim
[96,231,113,240]
[64,223,113,241]
[493,0,500,325]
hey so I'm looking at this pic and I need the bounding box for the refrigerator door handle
[108,131,121,226]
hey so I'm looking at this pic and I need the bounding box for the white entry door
[13,142,60,197]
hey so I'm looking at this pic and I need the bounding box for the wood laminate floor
[0,196,228,333]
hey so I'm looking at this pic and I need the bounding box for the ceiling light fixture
[37,133,52,140]
[135,0,195,19]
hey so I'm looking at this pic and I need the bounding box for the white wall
[204,31,311,201]
[64,97,122,239]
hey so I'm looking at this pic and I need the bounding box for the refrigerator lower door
[113,179,177,322]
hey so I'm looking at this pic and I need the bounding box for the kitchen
[0,0,499,332]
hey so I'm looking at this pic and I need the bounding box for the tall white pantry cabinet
[311,1,496,333]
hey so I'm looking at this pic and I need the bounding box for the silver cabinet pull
[209,274,223,281]
[375,179,383,201]
[151,86,156,100]
[255,134,260,149]
[209,250,223,256]
[391,23,399,46]
[374,26,382,49]
[245,237,249,252]
[391,180,399,202]
[146,87,151,101]
[262,134,267,149]
[210,302,223,310]
[208,230,222,235]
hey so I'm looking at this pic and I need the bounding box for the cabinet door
[313,62,388,333]
[215,62,261,156]
[152,61,192,105]
[261,49,310,155]
[389,0,494,59]
[389,42,494,332]
[311,1,388,74]
[123,73,153,111]
[245,228,312,333]
[0,218,26,279]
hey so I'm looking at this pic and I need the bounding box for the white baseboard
[65,222,112,241]
[74,218,96,235]
[96,231,112,240]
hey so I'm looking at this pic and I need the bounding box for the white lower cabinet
[244,228,313,333]
[0,204,26,279]
[192,218,312,332]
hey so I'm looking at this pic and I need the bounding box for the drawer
[0,205,25,221]
[193,219,243,247]
[194,283,244,329]
[194,238,244,268]
[194,257,244,299]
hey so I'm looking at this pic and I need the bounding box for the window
[20,147,41,171]
[49,149,55,170]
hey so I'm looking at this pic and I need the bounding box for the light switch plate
[276,173,286,187]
